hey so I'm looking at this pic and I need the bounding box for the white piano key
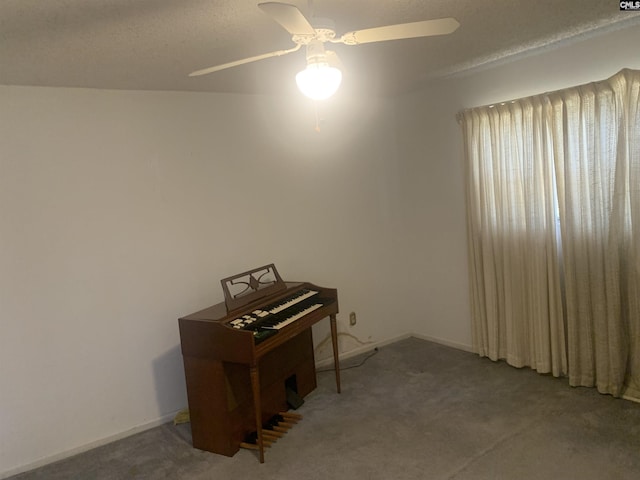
[268,289,319,314]
[263,303,323,330]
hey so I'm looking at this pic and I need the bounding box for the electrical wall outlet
[349,311,357,326]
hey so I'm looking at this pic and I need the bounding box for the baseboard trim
[409,333,474,353]
[1,410,181,480]
[315,332,473,368]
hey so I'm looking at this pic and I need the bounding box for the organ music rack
[178,264,341,463]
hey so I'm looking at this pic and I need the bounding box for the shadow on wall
[152,345,188,417]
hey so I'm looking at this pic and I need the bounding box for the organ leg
[330,313,341,393]
[249,365,265,463]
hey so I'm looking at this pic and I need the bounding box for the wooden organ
[178,264,340,463]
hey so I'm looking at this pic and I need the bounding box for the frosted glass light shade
[295,63,342,100]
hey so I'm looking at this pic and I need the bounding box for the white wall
[0,87,403,476]
[394,22,640,349]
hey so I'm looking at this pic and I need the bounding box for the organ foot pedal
[240,412,303,452]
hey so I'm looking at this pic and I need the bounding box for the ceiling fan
[189,2,460,100]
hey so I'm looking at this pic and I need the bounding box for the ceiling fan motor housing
[292,17,337,45]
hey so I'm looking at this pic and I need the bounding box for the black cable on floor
[317,347,379,373]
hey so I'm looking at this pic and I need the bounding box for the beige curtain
[461,97,567,377]
[461,69,640,398]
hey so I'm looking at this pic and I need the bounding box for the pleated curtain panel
[460,69,640,400]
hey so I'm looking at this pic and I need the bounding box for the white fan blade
[339,17,459,45]
[189,44,301,77]
[258,2,315,35]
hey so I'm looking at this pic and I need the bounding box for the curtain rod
[454,68,636,125]
[456,99,519,125]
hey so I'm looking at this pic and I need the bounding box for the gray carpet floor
[9,337,640,479]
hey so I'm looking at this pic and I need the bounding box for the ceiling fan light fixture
[190,3,460,101]
[295,62,342,100]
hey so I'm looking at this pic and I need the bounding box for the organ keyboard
[228,288,322,338]
[178,264,340,463]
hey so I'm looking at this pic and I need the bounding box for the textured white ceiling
[1,0,639,97]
